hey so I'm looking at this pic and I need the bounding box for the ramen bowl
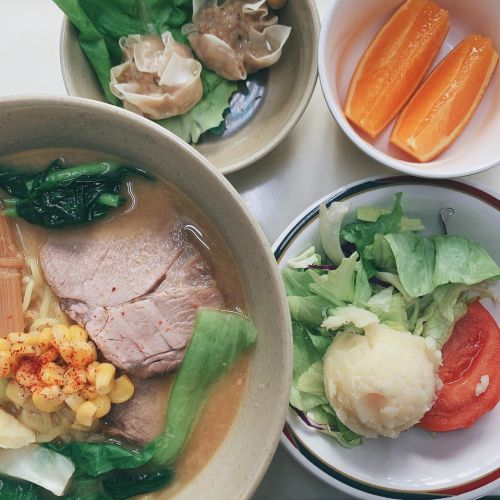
[0,95,292,499]
[319,0,500,178]
[59,1,320,174]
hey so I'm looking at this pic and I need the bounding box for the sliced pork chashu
[39,206,223,378]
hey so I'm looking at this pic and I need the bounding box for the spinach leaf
[0,159,151,228]
[102,468,173,499]
[0,475,43,499]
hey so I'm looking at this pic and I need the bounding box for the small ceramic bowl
[0,95,292,499]
[59,2,320,175]
[318,0,500,178]
[274,176,500,499]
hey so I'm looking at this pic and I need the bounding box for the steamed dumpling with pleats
[110,32,203,120]
[182,0,291,81]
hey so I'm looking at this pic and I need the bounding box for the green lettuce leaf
[296,361,324,396]
[432,235,500,288]
[384,232,435,297]
[367,287,408,330]
[413,284,469,347]
[157,70,237,143]
[287,295,331,325]
[353,262,372,306]
[341,193,403,255]
[291,322,329,411]
[282,268,318,297]
[319,202,349,265]
[363,233,397,272]
[385,233,500,298]
[357,206,425,231]
[309,252,359,303]
[52,0,236,143]
[309,406,363,448]
[287,246,321,269]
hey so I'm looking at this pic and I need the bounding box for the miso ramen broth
[0,148,251,497]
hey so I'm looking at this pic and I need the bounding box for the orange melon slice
[344,0,449,138]
[391,35,499,162]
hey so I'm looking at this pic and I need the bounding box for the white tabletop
[0,1,498,499]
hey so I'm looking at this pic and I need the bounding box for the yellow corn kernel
[39,347,59,364]
[7,332,25,344]
[59,341,96,368]
[62,367,86,395]
[0,339,11,351]
[40,362,65,386]
[92,395,111,418]
[0,351,11,378]
[26,330,52,352]
[51,324,70,346]
[68,325,88,342]
[5,380,31,407]
[95,363,115,395]
[11,342,40,357]
[76,401,97,427]
[32,385,65,413]
[15,360,40,388]
[85,361,99,385]
[65,393,86,412]
[80,384,97,400]
[109,375,135,404]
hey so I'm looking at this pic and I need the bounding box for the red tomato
[420,301,500,431]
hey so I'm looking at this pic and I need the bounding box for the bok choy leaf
[41,309,256,497]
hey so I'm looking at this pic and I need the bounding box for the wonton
[183,0,291,81]
[110,32,203,120]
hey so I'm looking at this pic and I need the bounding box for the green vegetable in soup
[52,0,237,143]
[0,159,152,228]
[39,309,256,498]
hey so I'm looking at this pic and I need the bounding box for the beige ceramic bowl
[0,96,292,500]
[59,2,320,175]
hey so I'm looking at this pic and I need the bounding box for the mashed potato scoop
[323,313,442,438]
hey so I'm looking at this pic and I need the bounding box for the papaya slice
[344,0,449,138]
[391,35,499,162]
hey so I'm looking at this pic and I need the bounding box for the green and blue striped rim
[274,176,500,499]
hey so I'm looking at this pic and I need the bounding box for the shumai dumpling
[182,0,291,81]
[110,32,203,120]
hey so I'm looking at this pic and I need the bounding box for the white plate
[273,176,500,499]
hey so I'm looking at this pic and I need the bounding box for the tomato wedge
[420,301,500,431]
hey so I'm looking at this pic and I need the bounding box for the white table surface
[0,1,498,499]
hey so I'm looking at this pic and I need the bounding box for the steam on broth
[0,148,253,498]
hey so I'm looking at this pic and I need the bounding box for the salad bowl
[59,1,320,175]
[274,176,500,499]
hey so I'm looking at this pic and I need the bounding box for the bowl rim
[272,174,500,500]
[317,0,500,179]
[58,0,321,176]
[0,94,293,500]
